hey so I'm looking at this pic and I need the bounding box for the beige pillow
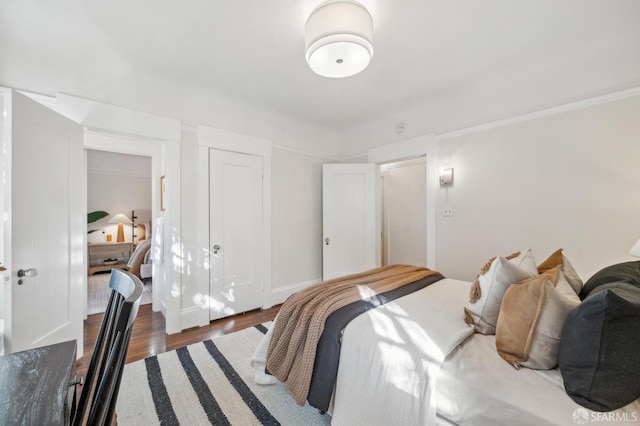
[464,251,535,334]
[537,248,583,294]
[496,267,580,370]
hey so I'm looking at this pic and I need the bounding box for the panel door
[322,163,378,280]
[4,90,84,353]
[209,149,263,320]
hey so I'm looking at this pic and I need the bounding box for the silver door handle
[213,245,221,254]
[17,268,38,277]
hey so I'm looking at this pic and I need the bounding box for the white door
[322,164,378,280]
[381,158,427,266]
[209,149,263,320]
[2,90,84,353]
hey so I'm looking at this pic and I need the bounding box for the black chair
[73,269,144,426]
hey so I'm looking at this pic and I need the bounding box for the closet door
[209,149,263,320]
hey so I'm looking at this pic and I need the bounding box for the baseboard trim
[181,306,202,330]
[267,278,322,307]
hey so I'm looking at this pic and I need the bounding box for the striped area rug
[116,323,330,425]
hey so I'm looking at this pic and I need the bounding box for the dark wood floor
[76,304,281,378]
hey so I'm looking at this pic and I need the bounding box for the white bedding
[436,333,640,426]
[254,276,640,425]
[330,278,473,426]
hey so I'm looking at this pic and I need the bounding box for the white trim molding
[272,144,340,161]
[57,93,182,142]
[269,279,322,307]
[438,86,640,141]
[198,125,272,158]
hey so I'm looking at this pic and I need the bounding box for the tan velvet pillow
[537,248,583,294]
[496,267,580,370]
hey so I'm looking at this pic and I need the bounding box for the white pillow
[464,253,536,334]
[509,249,538,276]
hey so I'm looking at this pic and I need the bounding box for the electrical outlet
[443,206,454,217]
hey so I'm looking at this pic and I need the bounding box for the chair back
[73,269,144,426]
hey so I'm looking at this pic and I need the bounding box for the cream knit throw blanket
[266,264,439,406]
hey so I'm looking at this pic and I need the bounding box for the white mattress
[436,332,640,425]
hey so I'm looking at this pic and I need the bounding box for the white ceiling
[1,0,639,133]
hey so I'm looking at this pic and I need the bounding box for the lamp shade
[630,237,640,257]
[108,213,133,243]
[305,0,373,78]
[107,213,133,225]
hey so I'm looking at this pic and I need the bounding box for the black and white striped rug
[116,323,330,425]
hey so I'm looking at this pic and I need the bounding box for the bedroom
[0,0,639,424]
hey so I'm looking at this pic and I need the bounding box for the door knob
[213,245,221,254]
[17,268,38,278]
[325,238,330,246]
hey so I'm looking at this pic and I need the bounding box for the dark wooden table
[0,340,77,425]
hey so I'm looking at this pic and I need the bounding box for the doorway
[86,150,154,316]
[380,157,427,267]
[83,130,167,336]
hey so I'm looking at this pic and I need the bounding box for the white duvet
[253,277,640,425]
[330,278,473,426]
[252,278,473,426]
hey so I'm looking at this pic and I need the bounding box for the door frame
[197,125,272,327]
[53,93,183,335]
[368,133,438,270]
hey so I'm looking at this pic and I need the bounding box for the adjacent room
[1,1,639,425]
[86,150,154,316]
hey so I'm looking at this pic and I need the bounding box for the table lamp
[630,237,640,258]
[108,213,133,243]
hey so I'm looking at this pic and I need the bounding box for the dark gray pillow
[559,283,640,411]
[579,261,640,299]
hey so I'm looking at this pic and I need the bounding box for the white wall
[86,150,152,243]
[435,94,640,281]
[271,148,327,303]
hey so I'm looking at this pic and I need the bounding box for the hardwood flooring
[76,304,281,378]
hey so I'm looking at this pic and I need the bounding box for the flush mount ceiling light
[305,0,373,78]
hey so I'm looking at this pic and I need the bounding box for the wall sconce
[439,168,454,187]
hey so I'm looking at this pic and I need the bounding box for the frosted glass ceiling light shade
[305,0,373,78]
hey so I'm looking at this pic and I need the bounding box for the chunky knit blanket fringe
[266,264,440,406]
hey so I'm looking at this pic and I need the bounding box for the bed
[252,260,640,425]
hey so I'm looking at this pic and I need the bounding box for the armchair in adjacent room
[123,239,152,280]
